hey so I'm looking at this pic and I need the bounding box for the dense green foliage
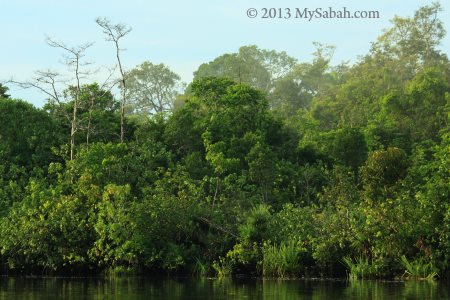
[0,3,449,279]
[0,84,10,99]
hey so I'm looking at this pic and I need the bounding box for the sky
[1,0,449,107]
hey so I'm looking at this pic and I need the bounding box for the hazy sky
[2,0,449,107]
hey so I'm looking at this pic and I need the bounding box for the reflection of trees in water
[0,272,448,299]
[344,280,447,300]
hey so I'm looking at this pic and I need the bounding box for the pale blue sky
[1,0,449,107]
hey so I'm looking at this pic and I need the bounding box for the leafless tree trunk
[46,38,93,160]
[96,17,131,143]
[86,92,94,147]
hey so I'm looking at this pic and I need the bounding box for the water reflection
[0,276,448,299]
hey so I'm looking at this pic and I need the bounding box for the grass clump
[192,258,211,277]
[262,239,302,278]
[400,255,438,280]
[342,256,381,279]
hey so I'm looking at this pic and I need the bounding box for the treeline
[1,3,450,279]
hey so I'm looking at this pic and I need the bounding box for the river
[0,277,449,299]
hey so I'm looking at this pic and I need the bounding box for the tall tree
[125,61,181,117]
[96,17,131,143]
[372,2,446,82]
[271,42,343,116]
[46,38,93,160]
[193,45,296,93]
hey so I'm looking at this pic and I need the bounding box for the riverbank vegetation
[0,3,449,280]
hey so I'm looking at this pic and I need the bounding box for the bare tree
[10,69,63,106]
[46,38,93,160]
[96,17,131,143]
[11,38,93,160]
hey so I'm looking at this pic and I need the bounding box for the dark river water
[0,276,449,299]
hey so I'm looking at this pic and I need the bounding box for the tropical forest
[0,3,449,281]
